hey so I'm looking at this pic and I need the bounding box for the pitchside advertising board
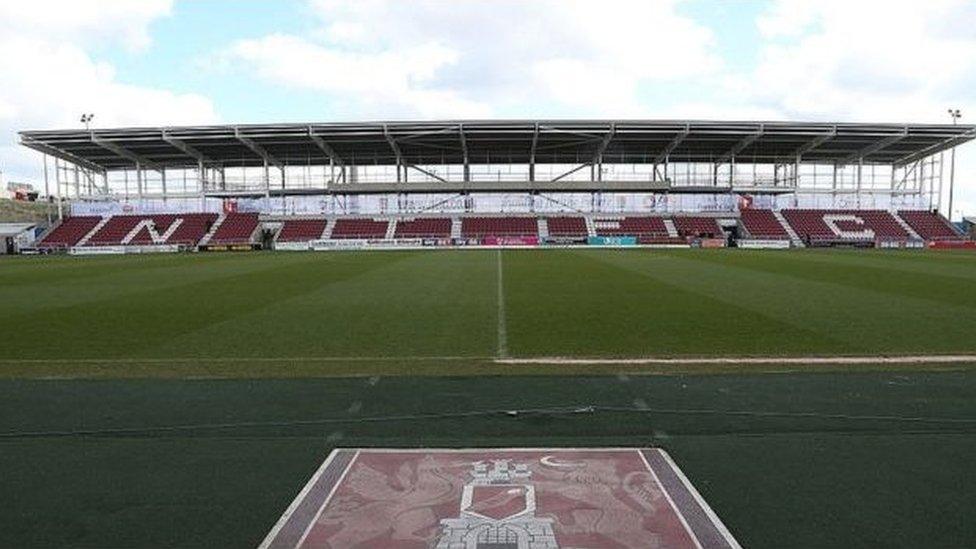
[737,239,791,249]
[588,236,637,246]
[261,448,740,549]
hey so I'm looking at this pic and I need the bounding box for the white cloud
[220,0,719,119]
[223,33,488,118]
[714,0,976,218]
[0,0,173,51]
[0,0,217,185]
[745,0,975,122]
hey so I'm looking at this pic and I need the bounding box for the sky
[1,0,974,218]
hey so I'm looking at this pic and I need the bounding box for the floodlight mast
[948,108,961,221]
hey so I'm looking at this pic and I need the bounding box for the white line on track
[496,249,509,358]
[496,355,976,365]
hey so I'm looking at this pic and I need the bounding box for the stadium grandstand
[16,119,976,252]
[8,119,976,549]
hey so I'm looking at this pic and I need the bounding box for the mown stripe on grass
[506,250,855,357]
[600,250,976,356]
[674,249,976,310]
[1,252,407,361]
[145,250,497,359]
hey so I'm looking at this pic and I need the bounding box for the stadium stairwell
[75,216,109,247]
[198,213,225,246]
[773,210,804,247]
[663,218,679,239]
[537,217,549,239]
[584,217,597,238]
[892,213,923,240]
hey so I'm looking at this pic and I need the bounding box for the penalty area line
[494,355,976,365]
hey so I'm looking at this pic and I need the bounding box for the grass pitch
[2,248,976,376]
[2,249,976,548]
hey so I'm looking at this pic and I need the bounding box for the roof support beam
[716,126,763,164]
[654,125,690,164]
[235,128,282,169]
[383,125,404,182]
[550,125,614,183]
[383,125,403,163]
[537,125,604,141]
[895,128,976,166]
[307,127,344,167]
[407,164,447,183]
[91,134,162,173]
[529,124,539,182]
[839,129,908,166]
[395,126,460,141]
[550,162,591,183]
[793,128,837,158]
[162,130,209,165]
[19,136,106,174]
[594,124,616,161]
[459,124,469,182]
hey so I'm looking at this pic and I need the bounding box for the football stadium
[3,118,976,548]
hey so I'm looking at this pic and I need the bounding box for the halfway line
[496,249,509,358]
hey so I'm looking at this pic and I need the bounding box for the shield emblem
[464,485,529,521]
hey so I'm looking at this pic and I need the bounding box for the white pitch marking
[295,450,360,548]
[658,449,743,549]
[496,249,509,358]
[638,449,704,549]
[0,356,494,364]
[258,450,341,549]
[495,354,976,366]
[9,354,976,366]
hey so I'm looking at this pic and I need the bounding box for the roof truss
[92,134,162,173]
[716,126,763,163]
[235,128,282,169]
[839,128,908,166]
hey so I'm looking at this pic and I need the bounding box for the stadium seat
[158,213,218,246]
[546,216,588,237]
[127,215,180,245]
[209,212,260,245]
[461,217,538,237]
[36,216,102,248]
[85,215,143,246]
[739,209,789,239]
[330,218,389,239]
[593,217,668,237]
[673,216,722,238]
[55,213,219,247]
[897,210,963,240]
[781,209,908,243]
[393,217,451,238]
[277,219,327,242]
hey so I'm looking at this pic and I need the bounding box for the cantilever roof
[19,119,976,172]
